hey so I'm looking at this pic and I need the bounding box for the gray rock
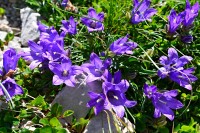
[8,36,21,52]
[52,74,91,121]
[84,112,118,133]
[84,112,135,133]
[20,7,40,46]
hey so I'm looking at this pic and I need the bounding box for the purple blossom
[131,0,157,24]
[157,48,197,90]
[87,70,136,118]
[182,0,199,29]
[82,53,112,83]
[87,92,107,115]
[3,49,20,75]
[49,57,82,87]
[81,7,104,32]
[167,9,184,34]
[102,71,137,118]
[61,16,77,35]
[61,0,68,7]
[144,84,183,121]
[0,77,23,100]
[109,35,138,55]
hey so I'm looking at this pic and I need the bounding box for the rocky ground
[0,0,40,65]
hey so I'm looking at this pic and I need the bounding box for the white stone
[20,7,40,46]
[0,31,7,42]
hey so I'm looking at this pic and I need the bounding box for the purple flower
[144,84,183,120]
[3,49,20,75]
[61,16,77,35]
[81,7,104,32]
[131,0,157,24]
[87,92,107,115]
[103,71,137,118]
[0,77,23,100]
[87,70,136,118]
[157,48,197,90]
[167,9,184,34]
[182,0,199,29]
[82,53,112,82]
[27,40,48,69]
[61,0,68,7]
[109,35,138,55]
[49,57,82,87]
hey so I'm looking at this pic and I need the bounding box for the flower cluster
[0,49,23,100]
[82,53,136,118]
[157,48,197,90]
[167,0,199,43]
[144,84,183,120]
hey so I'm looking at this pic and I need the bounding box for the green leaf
[31,95,46,107]
[40,126,53,133]
[51,103,63,117]
[39,118,49,126]
[49,117,62,128]
[63,110,74,118]
[56,129,67,133]
[5,32,14,42]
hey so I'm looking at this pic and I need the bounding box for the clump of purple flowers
[81,7,104,32]
[144,84,183,120]
[157,48,197,90]
[86,69,137,118]
[0,49,23,100]
[131,0,157,24]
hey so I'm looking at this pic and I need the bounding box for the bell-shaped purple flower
[157,48,197,90]
[102,71,137,118]
[87,92,107,115]
[144,84,183,121]
[3,49,20,75]
[81,7,104,32]
[131,0,157,24]
[61,16,77,35]
[61,0,68,7]
[167,9,184,34]
[0,77,23,100]
[82,53,112,82]
[49,57,82,87]
[109,35,138,55]
[182,0,199,29]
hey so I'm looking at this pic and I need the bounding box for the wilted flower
[82,53,112,82]
[144,84,183,121]
[49,57,82,87]
[0,77,23,100]
[167,9,184,34]
[131,0,157,24]
[81,7,104,32]
[61,16,77,35]
[180,35,193,43]
[109,35,138,55]
[157,48,197,90]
